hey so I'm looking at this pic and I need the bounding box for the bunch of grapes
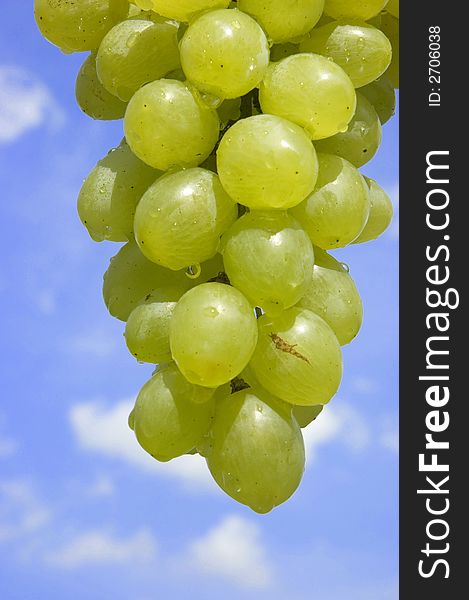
[35,0,399,514]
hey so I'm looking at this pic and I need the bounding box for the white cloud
[88,475,116,497]
[67,328,118,359]
[45,529,157,569]
[303,403,371,463]
[0,417,18,459]
[0,66,65,144]
[0,479,51,543]
[185,516,273,589]
[352,376,378,395]
[0,436,18,459]
[36,289,57,316]
[380,419,399,454]
[69,400,215,490]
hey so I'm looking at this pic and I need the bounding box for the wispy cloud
[0,479,51,543]
[303,402,371,463]
[379,418,399,454]
[44,529,157,569]
[0,66,65,144]
[69,399,215,490]
[66,328,119,359]
[184,515,273,589]
[0,413,18,459]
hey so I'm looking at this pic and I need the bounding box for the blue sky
[0,3,399,599]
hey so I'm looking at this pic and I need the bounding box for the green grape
[324,0,388,21]
[128,408,135,430]
[96,18,180,102]
[293,404,323,428]
[290,153,370,250]
[386,0,399,19]
[270,42,299,62]
[77,141,160,242]
[170,283,258,388]
[238,0,324,44]
[125,301,176,363]
[296,248,363,345]
[381,12,399,89]
[300,22,392,89]
[314,92,382,167]
[217,114,318,210]
[103,241,194,321]
[139,0,231,22]
[75,54,127,121]
[360,75,396,124]
[124,79,220,171]
[34,0,128,53]
[205,387,305,513]
[259,54,356,140]
[249,307,343,406]
[217,98,241,128]
[353,177,394,243]
[180,9,270,99]
[220,211,315,315]
[132,364,216,462]
[134,168,237,271]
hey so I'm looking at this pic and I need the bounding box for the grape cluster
[35,0,399,513]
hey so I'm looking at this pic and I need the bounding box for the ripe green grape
[220,211,315,315]
[217,114,318,210]
[249,307,343,406]
[77,141,160,242]
[137,0,231,22]
[360,75,396,124]
[290,153,370,250]
[170,283,258,387]
[293,404,323,428]
[180,9,269,99]
[102,241,194,321]
[324,0,388,21]
[381,12,399,88]
[206,387,305,513]
[124,79,220,171]
[259,53,356,140]
[353,177,394,243]
[296,248,363,345]
[34,0,128,53]
[125,301,176,364]
[134,168,237,270]
[238,0,324,44]
[315,92,382,167]
[386,0,399,19]
[75,54,127,121]
[96,18,180,102]
[300,22,392,89]
[132,364,216,462]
